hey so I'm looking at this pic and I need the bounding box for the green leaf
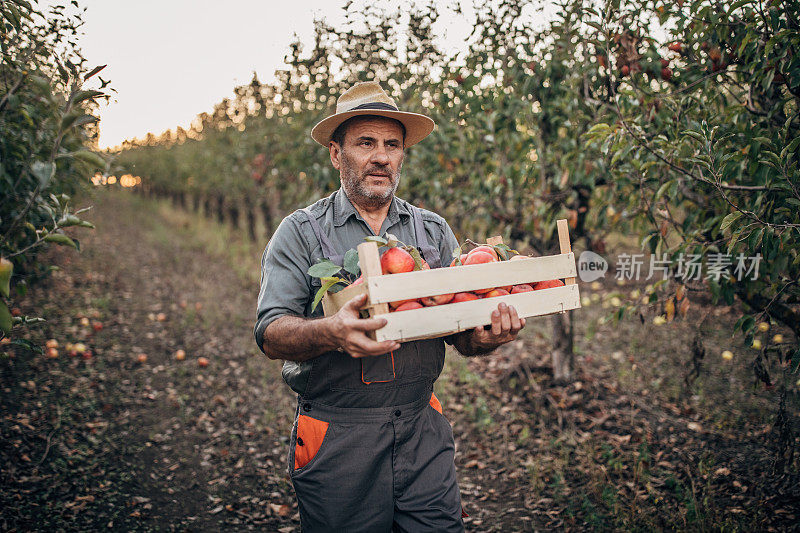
[43,233,77,249]
[493,243,517,261]
[0,258,12,298]
[406,246,424,270]
[343,249,361,277]
[61,113,99,131]
[385,233,401,248]
[307,259,341,279]
[654,180,675,202]
[0,301,12,335]
[720,211,743,234]
[68,150,106,168]
[781,137,800,161]
[70,89,104,105]
[790,349,800,374]
[740,315,755,335]
[681,130,705,143]
[83,64,107,80]
[311,276,347,313]
[8,338,43,355]
[57,214,92,228]
[30,161,55,188]
[364,235,388,246]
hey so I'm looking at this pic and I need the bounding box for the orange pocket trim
[361,351,396,385]
[294,414,329,470]
[429,392,443,415]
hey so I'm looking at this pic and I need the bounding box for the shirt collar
[333,187,412,228]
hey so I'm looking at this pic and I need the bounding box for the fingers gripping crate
[321,219,581,343]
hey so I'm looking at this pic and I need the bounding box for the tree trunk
[261,199,275,238]
[215,195,225,224]
[192,194,201,213]
[203,196,213,218]
[229,201,240,230]
[551,310,575,384]
[245,198,257,242]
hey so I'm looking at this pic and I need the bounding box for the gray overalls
[286,199,465,532]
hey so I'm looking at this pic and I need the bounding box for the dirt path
[2,189,798,531]
[2,190,300,531]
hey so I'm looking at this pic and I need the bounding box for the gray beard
[340,156,402,209]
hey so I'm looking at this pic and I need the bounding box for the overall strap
[302,208,394,384]
[411,206,442,269]
[301,208,344,265]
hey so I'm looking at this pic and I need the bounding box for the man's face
[330,117,405,208]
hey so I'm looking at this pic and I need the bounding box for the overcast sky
[42,0,499,149]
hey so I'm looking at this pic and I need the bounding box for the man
[255,81,525,532]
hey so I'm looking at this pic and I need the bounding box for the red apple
[421,293,455,306]
[389,298,419,309]
[485,288,511,298]
[393,301,424,312]
[533,279,565,290]
[511,284,534,293]
[463,251,497,265]
[468,245,499,261]
[452,292,480,303]
[380,247,415,274]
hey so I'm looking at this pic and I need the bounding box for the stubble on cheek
[340,151,402,206]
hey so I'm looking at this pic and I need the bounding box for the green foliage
[581,0,799,354]
[116,0,798,361]
[0,2,107,339]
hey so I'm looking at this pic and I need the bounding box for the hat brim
[311,109,435,148]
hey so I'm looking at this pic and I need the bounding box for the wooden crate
[321,219,581,343]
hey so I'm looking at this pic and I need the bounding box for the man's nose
[370,144,391,164]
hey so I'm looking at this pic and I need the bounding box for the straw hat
[311,81,435,147]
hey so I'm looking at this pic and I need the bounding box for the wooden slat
[357,242,389,340]
[366,252,576,304]
[556,219,576,286]
[374,284,581,342]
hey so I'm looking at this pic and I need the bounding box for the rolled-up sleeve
[254,214,313,353]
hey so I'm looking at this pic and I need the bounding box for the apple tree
[0,1,105,342]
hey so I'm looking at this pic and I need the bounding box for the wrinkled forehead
[342,115,405,141]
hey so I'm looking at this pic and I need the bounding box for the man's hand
[328,293,401,358]
[451,302,526,356]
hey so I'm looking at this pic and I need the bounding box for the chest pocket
[326,340,436,392]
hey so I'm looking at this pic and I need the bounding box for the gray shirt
[254,187,460,399]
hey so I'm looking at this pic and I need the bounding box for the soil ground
[1,189,799,531]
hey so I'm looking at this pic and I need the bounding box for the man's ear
[329,141,341,170]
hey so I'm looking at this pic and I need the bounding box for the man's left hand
[467,301,526,353]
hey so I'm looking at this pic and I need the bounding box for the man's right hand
[327,293,401,358]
